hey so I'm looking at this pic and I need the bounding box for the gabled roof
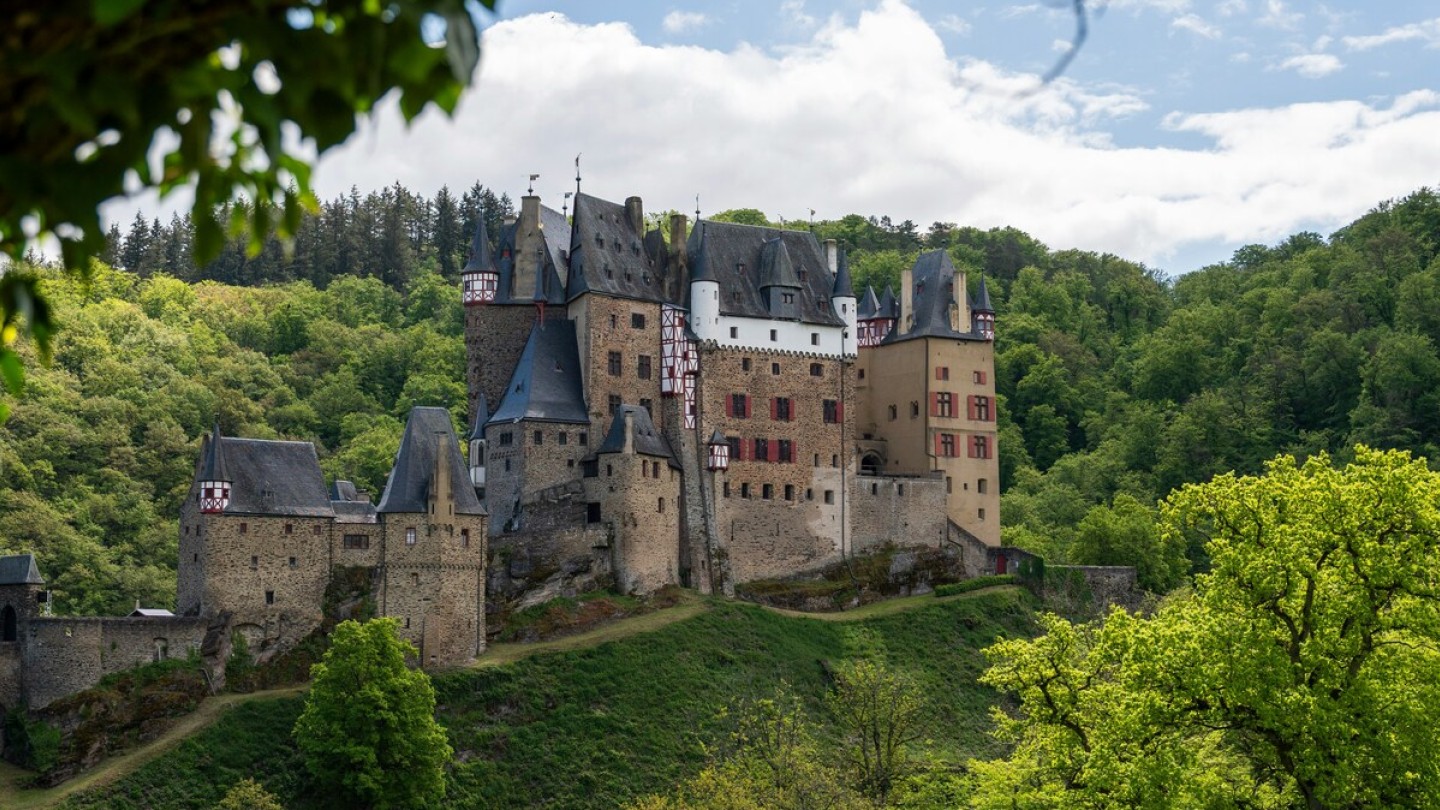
[493,206,569,305]
[566,193,669,303]
[858,286,880,319]
[377,407,486,515]
[593,405,680,468]
[884,250,985,344]
[832,249,854,299]
[0,554,43,585]
[684,220,844,326]
[488,319,590,425]
[208,437,334,516]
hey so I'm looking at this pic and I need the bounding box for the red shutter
[737,438,746,461]
[770,398,778,420]
[968,395,978,421]
[934,432,943,456]
[978,371,988,385]
[930,392,939,417]
[744,395,752,418]
[967,435,978,459]
[725,396,733,418]
[935,367,942,380]
[837,402,844,423]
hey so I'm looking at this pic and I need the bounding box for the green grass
[935,574,1020,597]
[52,589,1038,809]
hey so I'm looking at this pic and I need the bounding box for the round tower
[689,222,720,340]
[831,248,857,349]
[197,423,231,513]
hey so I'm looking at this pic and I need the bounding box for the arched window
[860,453,883,476]
[2,605,17,642]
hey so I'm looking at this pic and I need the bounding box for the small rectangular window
[640,398,653,416]
[973,370,987,384]
[754,438,769,461]
[608,351,622,376]
[810,363,823,377]
[609,394,622,416]
[534,430,544,445]
[579,432,588,446]
[499,432,513,446]
[250,555,258,570]
[343,534,369,550]
[657,497,665,513]
[778,439,793,463]
[742,357,752,371]
[824,490,835,504]
[729,393,750,418]
[811,333,819,345]
[784,484,795,500]
[978,478,989,494]
[762,484,774,500]
[730,326,739,339]
[771,362,780,375]
[265,590,275,605]
[559,432,568,445]
[770,329,778,341]
[289,556,297,568]
[406,527,417,546]
[723,481,732,498]
[631,312,646,329]
[823,399,841,424]
[773,397,792,421]
[638,354,653,379]
[284,523,293,535]
[741,483,751,499]
[461,528,470,547]
[587,503,602,523]
[936,367,950,380]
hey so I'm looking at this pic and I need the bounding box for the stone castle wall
[850,472,949,554]
[377,510,487,667]
[596,452,681,594]
[184,514,332,653]
[466,303,536,422]
[17,616,210,709]
[575,296,667,429]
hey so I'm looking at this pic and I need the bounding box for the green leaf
[0,349,23,397]
[92,0,148,26]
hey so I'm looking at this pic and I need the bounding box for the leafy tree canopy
[974,447,1440,807]
[293,618,452,809]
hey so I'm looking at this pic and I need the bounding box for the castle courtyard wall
[17,616,210,709]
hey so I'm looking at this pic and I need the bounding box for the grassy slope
[55,588,1037,809]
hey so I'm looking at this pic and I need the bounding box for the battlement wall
[18,616,210,709]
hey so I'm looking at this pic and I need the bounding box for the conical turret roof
[461,217,495,274]
[858,285,880,319]
[832,248,854,298]
[973,275,994,313]
[199,422,230,481]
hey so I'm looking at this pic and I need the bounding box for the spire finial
[575,153,582,197]
[695,194,701,221]
[563,191,573,218]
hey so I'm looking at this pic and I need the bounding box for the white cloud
[99,1,1440,273]
[1343,17,1440,51]
[1217,0,1247,17]
[1257,0,1302,29]
[1275,53,1343,78]
[1172,14,1221,38]
[661,10,711,34]
[781,0,817,28]
[936,14,971,35]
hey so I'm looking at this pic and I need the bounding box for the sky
[105,0,1440,276]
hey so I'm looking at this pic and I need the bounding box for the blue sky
[107,0,1440,275]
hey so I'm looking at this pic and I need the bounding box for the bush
[4,708,62,772]
[934,575,1018,597]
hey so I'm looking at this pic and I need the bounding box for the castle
[467,191,1001,598]
[0,186,1003,714]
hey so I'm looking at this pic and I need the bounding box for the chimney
[622,408,635,455]
[824,239,838,275]
[900,266,914,334]
[515,195,543,297]
[519,195,541,235]
[953,266,969,332]
[433,434,453,515]
[669,213,688,279]
[625,196,645,234]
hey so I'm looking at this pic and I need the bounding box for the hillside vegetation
[49,589,1038,809]
[1,185,1438,612]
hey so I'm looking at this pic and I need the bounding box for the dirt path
[0,585,1017,808]
[0,686,306,810]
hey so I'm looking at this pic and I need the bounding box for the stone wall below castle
[16,616,210,710]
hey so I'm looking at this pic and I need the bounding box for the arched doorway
[860,452,883,476]
[2,605,17,642]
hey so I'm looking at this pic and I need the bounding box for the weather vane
[528,173,539,195]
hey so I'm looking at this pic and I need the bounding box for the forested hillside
[2,184,1437,613]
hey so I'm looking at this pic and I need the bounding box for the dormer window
[782,293,794,304]
[595,233,604,246]
[736,262,746,274]
[798,271,807,281]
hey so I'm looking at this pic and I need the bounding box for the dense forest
[2,183,1438,614]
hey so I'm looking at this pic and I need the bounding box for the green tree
[293,619,452,810]
[826,659,927,805]
[1,0,491,414]
[215,777,285,810]
[975,448,1440,807]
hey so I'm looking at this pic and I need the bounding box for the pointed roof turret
[594,405,680,468]
[0,554,44,585]
[858,286,880,319]
[461,217,495,274]
[378,407,486,515]
[689,221,716,283]
[469,394,490,441]
[832,248,854,298]
[199,422,230,482]
[758,238,801,290]
[973,275,994,313]
[879,286,899,320]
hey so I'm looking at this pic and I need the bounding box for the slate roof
[214,437,335,517]
[593,405,680,468]
[329,480,377,524]
[469,394,490,441]
[487,319,590,425]
[130,607,174,617]
[973,276,994,312]
[832,249,855,298]
[492,206,569,305]
[684,220,844,326]
[377,407,486,515]
[883,250,985,344]
[878,286,899,320]
[461,217,496,274]
[197,423,229,481]
[566,193,669,303]
[758,238,801,290]
[858,286,880,319]
[0,554,43,585]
